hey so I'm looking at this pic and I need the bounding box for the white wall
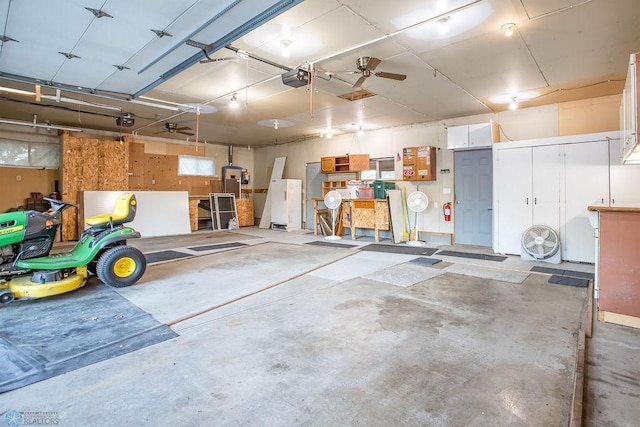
[252,97,617,236]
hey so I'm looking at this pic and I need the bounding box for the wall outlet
[16,175,21,181]
[152,179,156,185]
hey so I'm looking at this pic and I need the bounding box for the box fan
[521,225,561,264]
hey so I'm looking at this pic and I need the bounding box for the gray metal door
[305,162,324,230]
[454,149,493,246]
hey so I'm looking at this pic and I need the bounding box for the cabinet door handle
[534,197,537,204]
[612,198,615,204]
[601,198,604,204]
[526,197,529,205]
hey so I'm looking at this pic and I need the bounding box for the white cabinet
[493,132,618,262]
[562,141,609,262]
[447,122,494,150]
[609,138,640,204]
[270,179,302,231]
[494,145,561,255]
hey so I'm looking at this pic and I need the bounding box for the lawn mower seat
[85,193,137,228]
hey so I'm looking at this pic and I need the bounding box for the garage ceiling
[0,0,638,147]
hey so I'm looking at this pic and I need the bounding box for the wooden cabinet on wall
[402,146,436,181]
[320,154,369,174]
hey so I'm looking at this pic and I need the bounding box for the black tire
[0,291,15,304]
[96,246,146,288]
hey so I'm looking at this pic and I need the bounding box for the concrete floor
[1,227,638,426]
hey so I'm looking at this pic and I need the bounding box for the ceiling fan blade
[375,71,407,81]
[175,126,192,131]
[177,131,195,136]
[366,57,381,71]
[353,75,368,88]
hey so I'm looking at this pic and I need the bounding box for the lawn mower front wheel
[96,245,146,288]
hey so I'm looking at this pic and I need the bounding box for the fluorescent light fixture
[0,118,83,132]
[0,86,35,96]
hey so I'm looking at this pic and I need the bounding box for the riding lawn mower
[0,192,146,304]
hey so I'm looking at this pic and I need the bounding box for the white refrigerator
[270,179,302,231]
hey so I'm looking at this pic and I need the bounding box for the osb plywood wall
[60,132,129,240]
[128,141,218,195]
[59,132,224,240]
[0,167,59,213]
[558,94,621,136]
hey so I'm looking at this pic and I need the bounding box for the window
[178,155,215,176]
[360,157,395,181]
[0,140,59,168]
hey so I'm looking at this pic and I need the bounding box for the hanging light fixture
[230,93,239,109]
[502,23,516,37]
[280,39,292,57]
[437,17,451,35]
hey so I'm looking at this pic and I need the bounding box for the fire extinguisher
[443,202,452,222]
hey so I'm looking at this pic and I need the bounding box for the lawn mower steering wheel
[44,197,76,211]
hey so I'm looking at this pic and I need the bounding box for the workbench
[588,204,640,329]
[313,197,390,242]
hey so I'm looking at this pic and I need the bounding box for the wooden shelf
[320,154,370,174]
[322,180,347,197]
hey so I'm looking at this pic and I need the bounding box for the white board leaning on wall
[80,191,191,238]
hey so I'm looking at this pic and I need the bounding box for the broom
[401,187,409,241]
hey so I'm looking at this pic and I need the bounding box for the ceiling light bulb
[437,17,450,35]
[274,119,279,130]
[280,39,292,57]
[357,126,364,137]
[502,23,515,37]
[230,94,239,109]
[509,100,518,110]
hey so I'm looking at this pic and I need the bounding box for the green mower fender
[15,227,141,270]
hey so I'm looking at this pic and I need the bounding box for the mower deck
[3,266,88,299]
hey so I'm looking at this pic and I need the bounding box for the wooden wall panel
[0,167,59,212]
[558,94,621,136]
[129,142,145,189]
[60,132,129,240]
[166,143,204,156]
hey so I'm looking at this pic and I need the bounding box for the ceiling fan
[155,122,194,136]
[329,57,407,88]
